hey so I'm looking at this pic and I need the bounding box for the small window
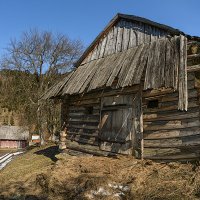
[85,106,93,114]
[147,100,158,108]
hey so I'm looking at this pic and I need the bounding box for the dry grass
[1,146,200,199]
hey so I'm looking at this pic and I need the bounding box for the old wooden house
[0,126,29,149]
[42,14,200,161]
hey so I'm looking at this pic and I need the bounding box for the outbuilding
[42,13,200,162]
[0,126,29,149]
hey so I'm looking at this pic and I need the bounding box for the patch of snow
[108,182,130,192]
[91,187,111,196]
[0,151,24,170]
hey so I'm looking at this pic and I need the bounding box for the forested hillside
[0,29,83,141]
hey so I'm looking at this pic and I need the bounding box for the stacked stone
[59,128,67,150]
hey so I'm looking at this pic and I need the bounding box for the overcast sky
[0,0,199,56]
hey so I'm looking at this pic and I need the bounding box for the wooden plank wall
[65,86,140,155]
[143,72,200,161]
[99,94,134,155]
[81,19,169,65]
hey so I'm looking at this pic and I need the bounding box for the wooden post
[59,98,69,151]
[140,87,144,160]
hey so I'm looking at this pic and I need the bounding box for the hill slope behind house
[1,145,200,200]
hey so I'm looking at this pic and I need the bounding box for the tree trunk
[37,100,46,146]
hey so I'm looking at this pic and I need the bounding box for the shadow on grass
[34,146,59,162]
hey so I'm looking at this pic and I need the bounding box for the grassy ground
[1,145,200,200]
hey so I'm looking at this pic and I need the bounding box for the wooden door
[99,94,142,156]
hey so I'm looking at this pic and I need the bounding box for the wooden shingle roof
[41,36,187,110]
[0,126,29,140]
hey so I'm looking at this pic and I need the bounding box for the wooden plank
[95,54,119,89]
[143,88,197,103]
[67,135,98,146]
[128,23,137,48]
[69,113,99,117]
[144,147,181,157]
[95,40,103,60]
[143,111,199,121]
[68,63,91,94]
[71,61,97,94]
[144,152,199,161]
[104,27,114,56]
[188,53,200,59]
[90,43,99,61]
[65,140,117,157]
[71,85,139,102]
[144,40,157,89]
[187,64,200,72]
[144,119,200,131]
[68,131,98,137]
[132,90,143,158]
[116,48,138,88]
[122,44,144,87]
[144,128,200,139]
[122,21,130,51]
[178,35,188,110]
[149,38,160,88]
[69,97,100,106]
[69,106,100,111]
[144,24,151,43]
[115,20,124,52]
[143,88,174,98]
[98,35,108,58]
[131,44,150,84]
[144,134,200,148]
[87,54,117,91]
[143,101,198,113]
[68,124,98,130]
[78,59,104,94]
[68,126,99,133]
[106,49,131,87]
[138,22,145,44]
[110,26,118,54]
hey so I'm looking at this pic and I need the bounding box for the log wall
[63,86,141,155]
[143,72,200,161]
[67,98,101,147]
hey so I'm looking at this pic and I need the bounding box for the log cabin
[0,126,29,149]
[41,13,200,162]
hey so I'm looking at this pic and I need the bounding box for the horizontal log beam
[188,53,200,59]
[144,134,200,148]
[69,85,139,101]
[68,124,99,130]
[67,137,99,146]
[143,101,198,114]
[187,64,200,72]
[64,141,117,157]
[68,118,99,123]
[143,111,199,122]
[144,128,200,140]
[143,153,200,161]
[68,131,99,137]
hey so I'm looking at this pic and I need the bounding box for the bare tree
[1,29,83,145]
